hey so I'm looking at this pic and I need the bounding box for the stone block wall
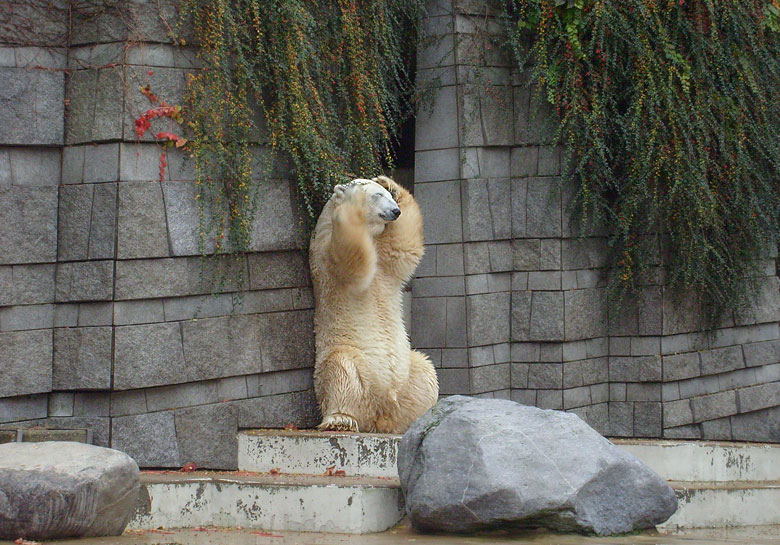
[0,1,318,469]
[411,0,780,442]
[1,0,779,470]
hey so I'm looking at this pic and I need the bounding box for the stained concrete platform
[238,429,399,478]
[126,432,780,534]
[128,471,404,534]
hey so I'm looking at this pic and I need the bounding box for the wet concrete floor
[4,523,780,545]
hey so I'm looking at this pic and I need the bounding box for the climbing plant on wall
[180,0,422,254]
[503,0,780,318]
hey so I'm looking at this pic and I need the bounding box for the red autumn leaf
[140,84,158,104]
[269,467,281,475]
[179,462,198,472]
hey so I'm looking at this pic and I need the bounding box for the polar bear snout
[371,191,401,222]
[380,204,401,222]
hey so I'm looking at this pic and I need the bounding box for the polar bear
[309,176,439,433]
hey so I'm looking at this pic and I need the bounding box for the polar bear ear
[333,183,349,199]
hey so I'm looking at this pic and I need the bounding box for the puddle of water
[3,523,779,545]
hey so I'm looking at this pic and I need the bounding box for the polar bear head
[332,178,401,236]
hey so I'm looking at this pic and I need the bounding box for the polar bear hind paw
[318,413,360,432]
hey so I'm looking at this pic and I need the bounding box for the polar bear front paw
[318,413,360,432]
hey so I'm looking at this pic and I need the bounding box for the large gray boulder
[398,396,677,536]
[0,441,140,540]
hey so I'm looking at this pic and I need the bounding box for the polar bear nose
[390,207,401,220]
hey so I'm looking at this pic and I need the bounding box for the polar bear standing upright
[309,176,438,433]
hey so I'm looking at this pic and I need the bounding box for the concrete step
[613,439,780,482]
[238,429,400,478]
[128,471,404,534]
[663,481,780,529]
[231,430,780,531]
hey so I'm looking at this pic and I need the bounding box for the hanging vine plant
[180,0,423,255]
[503,0,780,319]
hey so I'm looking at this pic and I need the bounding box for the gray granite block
[113,322,187,390]
[700,345,744,376]
[437,368,470,395]
[737,382,780,414]
[470,363,510,394]
[145,381,219,412]
[53,327,112,390]
[634,402,662,437]
[48,392,75,417]
[662,352,701,382]
[415,180,463,244]
[73,392,110,417]
[0,264,55,306]
[0,68,63,145]
[111,411,181,468]
[466,293,510,346]
[175,403,239,469]
[117,181,169,259]
[66,67,122,144]
[0,330,52,397]
[0,187,58,265]
[236,390,319,428]
[0,394,48,424]
[0,304,54,331]
[245,368,312,398]
[529,291,564,342]
[55,260,114,302]
[690,391,738,422]
[58,184,93,261]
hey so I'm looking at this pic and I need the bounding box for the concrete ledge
[663,481,780,529]
[238,430,400,478]
[128,471,404,534]
[613,439,780,482]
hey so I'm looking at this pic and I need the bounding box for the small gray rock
[398,396,677,536]
[0,441,140,540]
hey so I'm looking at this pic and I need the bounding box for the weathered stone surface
[0,442,139,540]
[0,330,52,397]
[461,178,511,242]
[0,68,63,145]
[175,403,239,470]
[58,184,93,260]
[415,181,463,244]
[114,322,187,390]
[89,183,118,259]
[1,147,60,186]
[0,187,58,264]
[117,182,169,259]
[180,315,262,380]
[248,251,310,290]
[0,394,48,424]
[115,256,247,300]
[66,67,123,144]
[111,411,180,467]
[0,264,55,306]
[399,396,677,535]
[55,260,114,302]
[236,390,319,428]
[466,293,510,346]
[53,327,112,390]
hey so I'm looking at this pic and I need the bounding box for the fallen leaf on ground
[322,465,346,477]
[179,462,198,472]
[269,467,281,475]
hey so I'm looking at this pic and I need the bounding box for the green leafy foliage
[504,0,780,319]
[180,0,422,254]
